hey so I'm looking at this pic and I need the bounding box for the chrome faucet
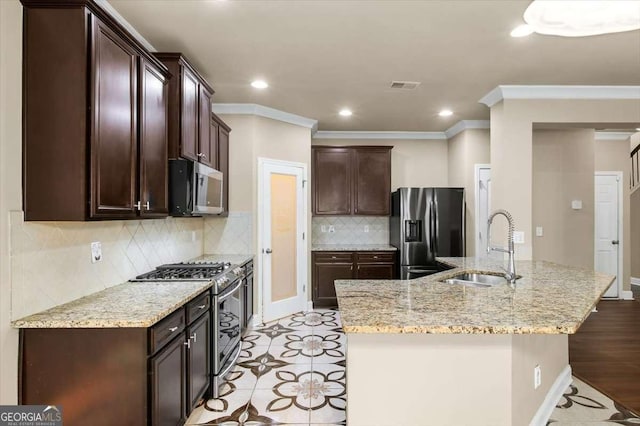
[487,209,517,284]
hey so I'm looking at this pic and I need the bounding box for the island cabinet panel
[312,146,393,216]
[139,58,169,217]
[21,0,170,221]
[312,251,397,307]
[353,147,392,216]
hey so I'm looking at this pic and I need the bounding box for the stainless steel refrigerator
[390,187,465,279]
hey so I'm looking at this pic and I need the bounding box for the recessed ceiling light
[510,24,534,37]
[524,0,640,37]
[251,80,268,89]
[438,109,453,117]
[636,128,640,131]
[339,109,353,117]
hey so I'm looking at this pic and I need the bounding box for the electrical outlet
[328,225,335,233]
[91,241,102,263]
[513,231,525,244]
[534,365,541,389]
[364,225,369,233]
[321,225,327,233]
[536,226,543,237]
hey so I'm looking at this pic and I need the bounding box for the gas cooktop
[131,261,231,281]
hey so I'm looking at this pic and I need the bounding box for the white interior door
[595,173,621,298]
[475,165,491,257]
[261,160,307,322]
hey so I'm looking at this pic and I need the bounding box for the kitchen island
[334,257,614,426]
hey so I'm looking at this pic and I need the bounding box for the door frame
[474,164,491,257]
[256,157,309,324]
[594,171,624,299]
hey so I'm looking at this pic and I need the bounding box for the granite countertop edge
[335,257,615,336]
[11,253,254,329]
[311,244,398,251]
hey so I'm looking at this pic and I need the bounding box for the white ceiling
[109,0,640,131]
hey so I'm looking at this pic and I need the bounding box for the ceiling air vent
[390,81,421,90]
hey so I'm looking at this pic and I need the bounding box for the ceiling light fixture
[339,109,353,117]
[251,80,268,89]
[438,109,453,117]
[636,127,640,131]
[523,0,640,37]
[510,24,534,37]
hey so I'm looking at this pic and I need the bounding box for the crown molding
[211,103,318,131]
[95,0,156,52]
[479,85,640,108]
[594,131,636,141]
[312,131,447,140]
[444,120,490,139]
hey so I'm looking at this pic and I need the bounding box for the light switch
[91,241,102,263]
[571,200,582,210]
[513,231,525,244]
[536,226,543,237]
[328,225,335,233]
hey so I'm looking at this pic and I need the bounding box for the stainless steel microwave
[169,159,223,216]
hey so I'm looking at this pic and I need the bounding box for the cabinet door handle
[373,256,378,259]
[197,153,208,160]
[169,326,178,333]
[197,304,207,310]
[350,265,353,271]
[190,332,197,343]
[184,339,191,349]
[357,265,361,270]
[331,256,337,259]
[144,201,150,210]
[135,201,141,211]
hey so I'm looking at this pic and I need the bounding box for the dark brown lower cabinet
[311,251,397,308]
[151,333,186,426]
[19,290,212,426]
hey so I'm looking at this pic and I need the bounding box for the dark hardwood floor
[569,290,640,414]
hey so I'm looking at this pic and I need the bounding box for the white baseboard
[631,277,640,286]
[252,315,264,328]
[529,365,572,426]
[306,301,314,312]
[621,290,634,300]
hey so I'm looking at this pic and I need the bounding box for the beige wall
[595,138,632,290]
[532,129,595,270]
[311,138,449,189]
[206,114,313,310]
[490,98,640,261]
[447,129,490,256]
[0,0,21,404]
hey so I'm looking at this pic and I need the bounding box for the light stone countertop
[12,254,254,329]
[312,244,398,251]
[334,257,615,335]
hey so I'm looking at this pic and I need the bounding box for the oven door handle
[218,279,242,302]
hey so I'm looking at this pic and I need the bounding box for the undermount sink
[442,272,517,288]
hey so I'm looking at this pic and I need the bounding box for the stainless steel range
[131,261,246,398]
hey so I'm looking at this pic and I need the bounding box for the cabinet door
[90,17,138,218]
[187,313,210,413]
[218,126,230,215]
[180,67,199,161]
[139,58,169,217]
[356,263,395,280]
[150,335,186,426]
[353,147,392,215]
[197,87,213,167]
[312,148,352,215]
[312,261,354,308]
[209,118,220,170]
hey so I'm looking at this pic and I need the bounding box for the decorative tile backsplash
[312,216,389,245]
[9,211,204,320]
[204,211,253,255]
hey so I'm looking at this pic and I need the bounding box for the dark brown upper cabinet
[312,146,393,216]
[213,113,231,216]
[154,53,216,167]
[21,0,170,221]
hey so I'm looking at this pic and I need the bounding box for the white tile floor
[186,309,639,425]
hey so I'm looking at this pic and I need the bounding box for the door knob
[265,248,273,254]
[611,240,619,245]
